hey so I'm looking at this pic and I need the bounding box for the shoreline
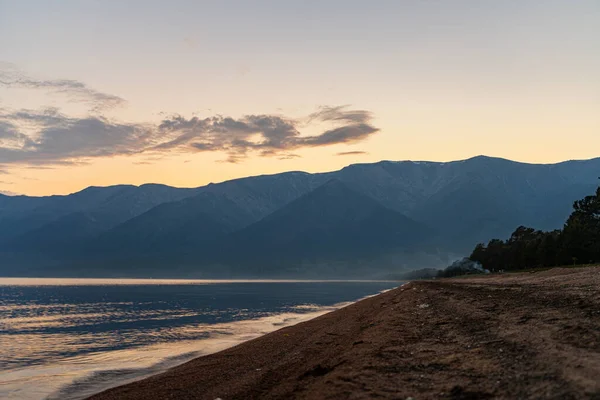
[0,277,402,286]
[89,267,600,399]
[43,286,398,400]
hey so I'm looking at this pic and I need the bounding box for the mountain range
[1,155,599,278]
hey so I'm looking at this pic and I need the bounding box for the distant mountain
[209,179,434,276]
[1,156,599,277]
[200,171,324,221]
[1,184,201,248]
[89,192,255,256]
[330,156,600,249]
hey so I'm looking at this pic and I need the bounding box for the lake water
[0,278,399,400]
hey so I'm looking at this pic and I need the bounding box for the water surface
[0,278,399,399]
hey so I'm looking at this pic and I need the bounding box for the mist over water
[0,278,399,400]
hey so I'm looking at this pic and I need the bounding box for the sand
[88,267,600,399]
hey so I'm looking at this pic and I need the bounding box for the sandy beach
[89,267,600,400]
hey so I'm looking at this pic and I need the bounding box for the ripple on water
[0,278,400,400]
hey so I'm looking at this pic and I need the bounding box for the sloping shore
[89,267,600,399]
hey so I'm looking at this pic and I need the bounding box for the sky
[1,0,599,196]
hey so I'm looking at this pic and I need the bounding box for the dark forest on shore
[469,185,600,272]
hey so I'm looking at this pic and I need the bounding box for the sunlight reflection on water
[0,278,399,400]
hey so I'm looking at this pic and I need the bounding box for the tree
[561,186,600,264]
[468,185,599,271]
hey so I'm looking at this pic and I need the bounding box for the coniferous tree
[468,185,599,272]
[561,186,600,264]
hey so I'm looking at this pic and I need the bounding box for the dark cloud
[6,108,70,127]
[336,151,369,156]
[0,105,379,165]
[0,109,151,165]
[156,105,379,162]
[157,114,300,154]
[0,67,126,112]
[299,124,377,146]
[308,105,373,125]
[0,120,36,148]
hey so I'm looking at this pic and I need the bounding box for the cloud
[336,151,369,156]
[308,105,373,125]
[298,124,377,146]
[25,166,56,170]
[156,105,379,163]
[0,66,125,112]
[277,153,301,160]
[0,105,379,166]
[0,119,36,150]
[0,109,151,165]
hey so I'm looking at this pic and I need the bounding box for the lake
[0,278,400,399]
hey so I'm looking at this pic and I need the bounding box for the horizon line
[3,154,599,198]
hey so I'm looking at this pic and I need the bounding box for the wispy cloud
[0,105,379,166]
[277,153,301,160]
[0,109,149,165]
[0,65,126,112]
[336,151,369,156]
[25,166,57,170]
[1,67,377,165]
[157,106,378,163]
[308,105,373,125]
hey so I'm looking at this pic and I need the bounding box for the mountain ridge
[1,155,599,278]
[6,155,599,198]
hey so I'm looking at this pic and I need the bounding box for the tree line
[469,185,600,272]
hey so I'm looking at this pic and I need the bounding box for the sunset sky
[1,0,599,196]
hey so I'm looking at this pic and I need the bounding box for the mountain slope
[1,156,600,277]
[331,156,600,249]
[200,171,325,220]
[0,184,201,248]
[211,180,434,275]
[89,192,255,255]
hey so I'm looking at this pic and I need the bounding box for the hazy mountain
[89,192,255,255]
[1,156,599,277]
[0,184,201,246]
[330,156,600,249]
[209,179,433,275]
[200,171,325,220]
